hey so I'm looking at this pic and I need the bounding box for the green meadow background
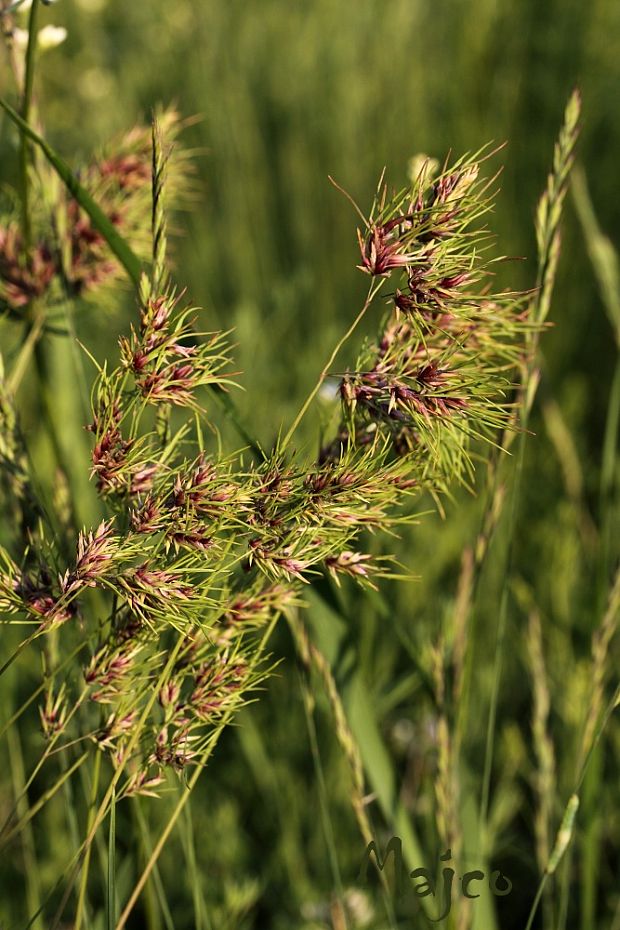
[1,0,619,927]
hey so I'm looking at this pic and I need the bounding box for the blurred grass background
[1,0,619,927]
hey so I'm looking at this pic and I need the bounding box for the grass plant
[0,3,618,929]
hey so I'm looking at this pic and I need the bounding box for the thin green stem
[75,749,102,930]
[0,641,86,742]
[1,689,90,836]
[0,627,42,680]
[279,280,382,452]
[114,614,279,929]
[298,668,348,920]
[180,800,210,930]
[7,710,43,930]
[132,797,175,930]
[1,750,90,848]
[7,310,45,394]
[524,876,548,930]
[479,411,528,837]
[49,634,191,929]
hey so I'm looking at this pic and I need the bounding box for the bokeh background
[1,0,619,927]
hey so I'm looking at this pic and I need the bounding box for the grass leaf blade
[0,96,143,287]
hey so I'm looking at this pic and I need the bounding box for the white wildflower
[37,24,67,49]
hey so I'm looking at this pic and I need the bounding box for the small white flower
[37,24,67,49]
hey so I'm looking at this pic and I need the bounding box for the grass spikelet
[533,88,581,332]
[151,112,169,297]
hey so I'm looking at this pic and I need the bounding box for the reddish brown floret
[357,217,419,277]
